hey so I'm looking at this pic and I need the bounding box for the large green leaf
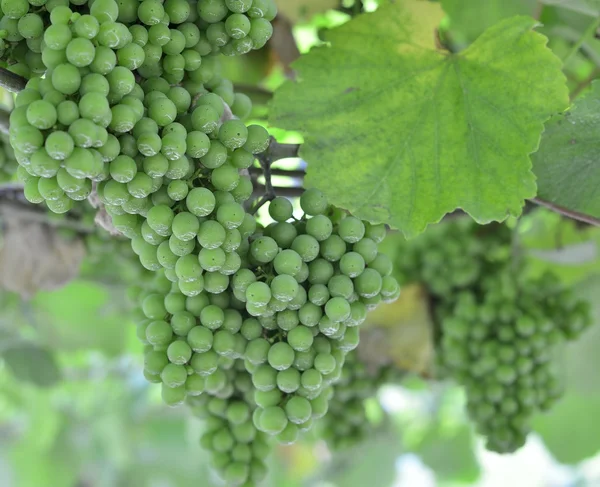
[2,344,61,387]
[270,1,569,237]
[532,80,600,223]
[442,0,538,44]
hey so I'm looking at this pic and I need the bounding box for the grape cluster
[319,350,403,450]
[0,0,276,78]
[440,270,590,453]
[196,0,275,56]
[0,0,48,77]
[190,364,272,486]
[7,0,273,215]
[391,218,592,453]
[393,218,510,295]
[130,189,399,484]
[234,193,400,441]
[136,269,273,486]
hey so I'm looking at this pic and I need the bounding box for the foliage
[532,80,600,221]
[271,2,568,236]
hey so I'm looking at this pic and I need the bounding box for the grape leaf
[270,1,569,237]
[531,80,600,223]
[541,0,600,16]
[442,0,538,43]
[2,344,61,387]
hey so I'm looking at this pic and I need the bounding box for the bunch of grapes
[391,218,591,453]
[232,193,399,442]
[319,349,404,450]
[6,0,273,215]
[392,218,511,295]
[189,363,272,486]
[135,268,275,486]
[0,0,276,78]
[440,269,590,453]
[130,189,399,484]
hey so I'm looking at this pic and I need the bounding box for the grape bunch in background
[391,219,591,453]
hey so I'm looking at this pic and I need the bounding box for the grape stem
[530,197,600,227]
[0,68,27,93]
[249,139,302,212]
[251,144,276,213]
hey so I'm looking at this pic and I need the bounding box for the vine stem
[530,197,600,227]
[0,68,27,93]
[249,139,301,213]
[562,15,600,67]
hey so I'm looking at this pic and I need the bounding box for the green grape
[338,216,366,243]
[276,309,298,331]
[250,236,279,264]
[246,281,271,307]
[267,342,294,371]
[200,304,225,330]
[226,0,253,13]
[198,220,227,249]
[300,368,322,391]
[213,329,237,357]
[364,222,386,243]
[257,406,287,435]
[218,119,248,150]
[146,320,173,346]
[167,340,193,365]
[191,350,219,375]
[285,396,311,424]
[354,268,383,298]
[243,124,269,154]
[320,235,346,262]
[327,275,354,300]
[306,215,333,241]
[300,188,328,216]
[287,325,314,352]
[252,365,277,392]
[172,212,200,241]
[270,275,298,303]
